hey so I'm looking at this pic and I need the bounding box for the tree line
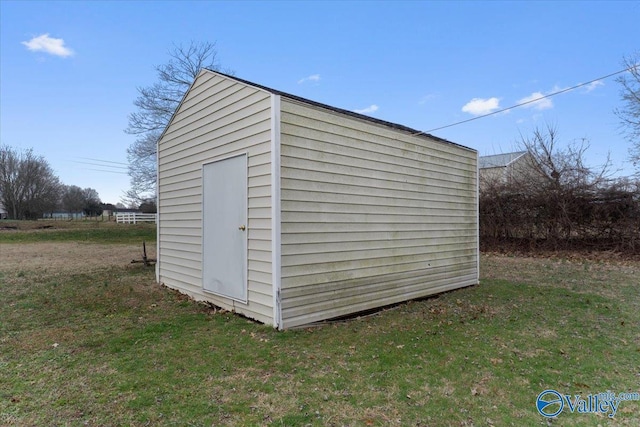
[480,125,640,254]
[0,145,103,220]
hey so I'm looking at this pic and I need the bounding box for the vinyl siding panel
[279,99,478,328]
[157,71,273,325]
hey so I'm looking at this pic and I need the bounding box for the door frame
[201,153,249,303]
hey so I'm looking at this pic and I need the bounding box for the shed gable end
[157,71,274,324]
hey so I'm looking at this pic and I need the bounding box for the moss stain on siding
[279,97,477,327]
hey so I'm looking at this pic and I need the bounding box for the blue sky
[1,1,638,204]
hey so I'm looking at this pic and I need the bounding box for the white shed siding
[157,71,273,324]
[279,99,478,328]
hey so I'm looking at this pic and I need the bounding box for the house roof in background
[479,151,528,169]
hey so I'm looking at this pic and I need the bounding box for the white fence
[115,213,157,224]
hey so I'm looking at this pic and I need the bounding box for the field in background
[0,220,156,244]
[1,224,638,426]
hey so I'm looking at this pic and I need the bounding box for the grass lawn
[0,219,156,244]
[1,224,638,426]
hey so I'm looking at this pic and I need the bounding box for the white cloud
[354,104,379,114]
[22,34,74,57]
[461,97,501,116]
[517,92,553,110]
[583,80,604,93]
[297,74,321,84]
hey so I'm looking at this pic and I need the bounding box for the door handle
[238,225,246,231]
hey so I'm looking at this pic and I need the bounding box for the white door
[202,154,247,302]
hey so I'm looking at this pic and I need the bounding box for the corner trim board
[476,152,480,283]
[270,94,283,329]
[156,137,161,283]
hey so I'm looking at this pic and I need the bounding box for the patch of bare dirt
[0,242,156,274]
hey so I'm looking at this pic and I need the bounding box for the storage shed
[156,69,479,329]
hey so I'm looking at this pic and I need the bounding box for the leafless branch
[124,41,226,201]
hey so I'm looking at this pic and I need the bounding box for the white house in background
[156,69,479,329]
[479,151,534,189]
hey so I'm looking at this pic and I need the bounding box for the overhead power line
[79,168,129,175]
[72,160,128,170]
[74,156,129,166]
[421,64,638,134]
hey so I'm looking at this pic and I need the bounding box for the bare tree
[61,185,102,216]
[62,185,85,213]
[124,131,160,203]
[125,41,225,202]
[477,125,636,252]
[518,125,614,244]
[82,187,102,216]
[0,145,62,220]
[615,53,640,173]
[518,124,612,192]
[138,199,157,214]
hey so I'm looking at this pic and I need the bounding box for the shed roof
[479,151,528,169]
[200,69,474,152]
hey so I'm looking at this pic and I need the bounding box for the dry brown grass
[0,242,156,275]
